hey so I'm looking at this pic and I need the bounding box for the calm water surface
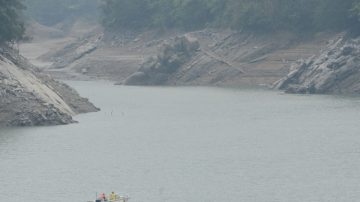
[1,81,360,202]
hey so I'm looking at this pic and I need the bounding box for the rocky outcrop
[275,33,360,94]
[0,46,99,127]
[119,30,330,86]
[122,35,200,85]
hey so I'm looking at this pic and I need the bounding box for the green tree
[313,0,356,31]
[0,0,25,44]
[100,0,152,30]
[170,0,214,30]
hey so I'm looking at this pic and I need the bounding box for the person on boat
[109,192,117,201]
[98,193,107,201]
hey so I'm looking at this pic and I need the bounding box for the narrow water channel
[1,81,360,202]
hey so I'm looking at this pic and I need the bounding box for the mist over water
[1,81,360,202]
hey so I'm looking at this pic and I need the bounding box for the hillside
[0,46,98,126]
[29,29,333,88]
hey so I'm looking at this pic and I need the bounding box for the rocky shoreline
[275,33,360,94]
[0,46,99,127]
[20,22,360,96]
[36,29,331,88]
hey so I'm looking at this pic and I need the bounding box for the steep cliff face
[0,46,98,127]
[275,33,360,94]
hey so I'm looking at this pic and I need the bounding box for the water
[1,81,360,202]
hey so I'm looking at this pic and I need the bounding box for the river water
[1,81,360,202]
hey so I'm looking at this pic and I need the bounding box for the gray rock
[275,33,360,94]
[341,46,354,56]
[123,35,200,86]
[0,46,99,127]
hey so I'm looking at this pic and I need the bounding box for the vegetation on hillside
[24,0,99,26]
[0,0,26,44]
[101,0,360,32]
[3,0,360,44]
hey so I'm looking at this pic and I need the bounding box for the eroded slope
[0,47,98,126]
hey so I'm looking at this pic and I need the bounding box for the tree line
[101,0,360,32]
[2,0,360,44]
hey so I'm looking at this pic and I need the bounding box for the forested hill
[101,0,360,32]
[3,0,360,41]
[3,0,360,43]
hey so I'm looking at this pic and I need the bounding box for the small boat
[88,193,130,202]
[88,197,130,202]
